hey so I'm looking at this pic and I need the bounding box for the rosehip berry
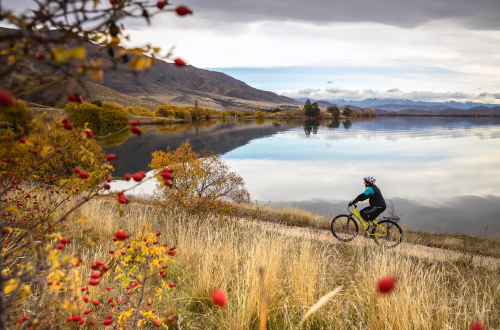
[103,319,112,325]
[85,129,94,138]
[73,315,81,321]
[167,317,173,322]
[154,320,160,326]
[0,90,14,108]
[91,272,101,279]
[470,321,486,330]
[108,315,112,319]
[77,95,83,104]
[84,310,91,315]
[156,1,166,9]
[57,243,65,249]
[74,167,81,174]
[61,238,69,244]
[131,126,142,135]
[106,287,110,291]
[64,122,73,130]
[89,279,99,286]
[162,172,173,179]
[106,154,117,161]
[106,178,112,183]
[123,173,132,181]
[377,276,396,294]
[130,120,139,126]
[32,149,38,155]
[92,300,99,305]
[79,171,89,179]
[175,5,192,16]
[212,288,227,307]
[83,296,89,302]
[174,58,186,67]
[90,321,95,325]
[68,94,77,102]
[67,316,73,322]
[168,283,175,288]
[115,230,127,240]
[109,0,117,5]
[132,173,144,182]
[37,53,45,61]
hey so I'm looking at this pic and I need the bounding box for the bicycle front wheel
[372,220,403,248]
[331,215,358,242]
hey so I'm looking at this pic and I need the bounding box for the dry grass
[232,203,500,258]
[51,199,500,329]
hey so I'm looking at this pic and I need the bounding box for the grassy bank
[232,203,500,258]
[51,198,500,329]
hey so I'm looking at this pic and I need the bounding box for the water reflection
[104,117,500,236]
[303,119,319,136]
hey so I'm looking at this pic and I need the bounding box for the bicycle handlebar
[347,202,357,213]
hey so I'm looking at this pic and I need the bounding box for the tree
[343,106,353,118]
[327,105,340,119]
[255,111,266,120]
[150,141,250,213]
[305,101,320,118]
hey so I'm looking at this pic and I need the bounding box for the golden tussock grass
[53,198,500,329]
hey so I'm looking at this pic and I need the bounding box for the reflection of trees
[99,128,131,147]
[256,118,266,125]
[342,120,352,130]
[327,119,340,129]
[304,119,319,136]
[272,122,281,127]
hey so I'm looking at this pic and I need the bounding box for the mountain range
[294,98,500,111]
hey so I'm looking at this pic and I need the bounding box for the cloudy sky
[5,0,500,103]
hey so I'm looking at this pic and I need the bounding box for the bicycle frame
[349,204,388,237]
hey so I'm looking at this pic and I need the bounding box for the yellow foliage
[255,110,266,120]
[150,140,250,213]
[126,106,155,117]
[0,121,106,180]
[64,101,128,133]
[0,99,34,131]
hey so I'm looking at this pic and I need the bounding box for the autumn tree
[255,111,266,120]
[150,140,251,214]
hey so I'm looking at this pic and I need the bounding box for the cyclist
[348,176,386,230]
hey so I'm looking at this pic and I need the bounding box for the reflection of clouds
[223,121,500,209]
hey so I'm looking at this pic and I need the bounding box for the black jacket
[352,184,386,208]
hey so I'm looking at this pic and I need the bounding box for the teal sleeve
[363,187,374,195]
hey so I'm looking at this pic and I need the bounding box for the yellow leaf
[87,238,96,246]
[77,216,90,224]
[4,278,20,295]
[7,55,15,65]
[7,206,22,219]
[53,46,86,65]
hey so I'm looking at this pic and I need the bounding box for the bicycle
[330,203,403,248]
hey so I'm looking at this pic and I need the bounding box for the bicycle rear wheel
[331,215,358,242]
[372,220,403,248]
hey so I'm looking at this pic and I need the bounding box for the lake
[104,117,500,237]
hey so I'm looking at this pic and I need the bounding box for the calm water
[104,117,500,236]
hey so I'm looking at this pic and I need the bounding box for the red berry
[74,167,81,174]
[119,196,127,204]
[90,321,95,325]
[130,119,139,126]
[109,0,117,5]
[64,122,73,130]
[77,95,83,104]
[211,288,227,307]
[106,178,112,183]
[67,316,73,322]
[109,250,115,254]
[79,171,89,179]
[0,90,14,108]
[107,315,112,319]
[132,173,144,182]
[167,317,173,322]
[115,230,127,240]
[377,276,396,294]
[85,129,94,138]
[68,93,77,102]
[89,279,99,286]
[19,137,26,143]
[103,319,112,325]
[62,117,69,124]
[83,296,89,302]
[73,315,81,321]
[162,172,173,179]
[156,1,166,9]
[84,310,91,315]
[96,260,103,266]
[131,126,142,135]
[91,272,101,279]
[470,321,486,330]
[175,5,192,16]
[32,149,38,155]
[154,320,160,326]
[168,283,175,288]
[61,238,69,244]
[106,154,117,161]
[123,173,132,181]
[174,58,186,67]
[92,300,99,305]
[102,265,110,271]
[57,243,65,249]
[37,53,45,61]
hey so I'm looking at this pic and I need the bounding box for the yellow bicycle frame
[351,207,387,237]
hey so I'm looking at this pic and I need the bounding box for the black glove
[348,202,353,207]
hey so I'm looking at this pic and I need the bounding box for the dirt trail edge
[243,219,500,270]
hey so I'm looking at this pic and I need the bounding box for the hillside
[0,28,299,111]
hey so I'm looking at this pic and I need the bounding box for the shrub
[64,102,128,133]
[126,106,155,117]
[255,111,266,120]
[182,110,192,122]
[0,100,34,131]
[155,105,175,118]
[150,140,250,214]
